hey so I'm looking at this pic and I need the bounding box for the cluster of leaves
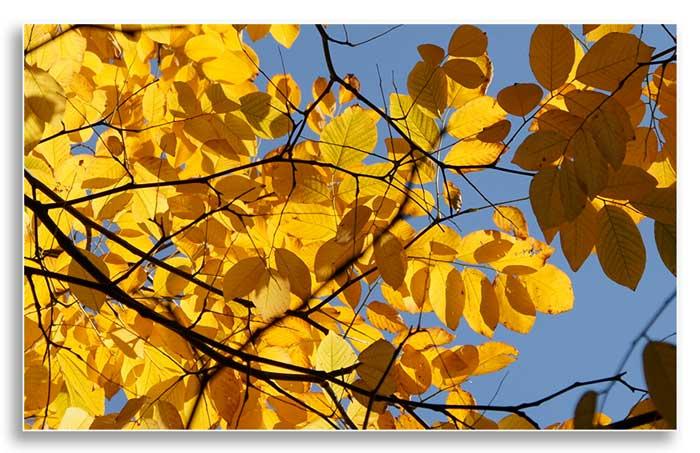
[24,23,675,430]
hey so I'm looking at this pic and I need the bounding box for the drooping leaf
[595,204,646,290]
[529,25,575,91]
[642,341,676,429]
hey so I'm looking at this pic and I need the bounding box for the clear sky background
[241,24,677,427]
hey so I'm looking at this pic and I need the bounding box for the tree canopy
[23,23,676,430]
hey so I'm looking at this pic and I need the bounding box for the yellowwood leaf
[596,205,646,290]
[448,25,488,57]
[338,73,361,104]
[444,180,462,211]
[429,263,465,331]
[518,264,574,314]
[407,60,448,118]
[583,24,634,42]
[274,248,312,300]
[58,407,94,430]
[560,201,598,271]
[253,269,291,321]
[396,345,431,395]
[529,25,575,91]
[446,95,506,139]
[472,342,518,375]
[574,391,598,429]
[654,221,676,276]
[389,93,439,151]
[642,342,676,428]
[418,43,445,66]
[316,330,357,399]
[239,92,292,139]
[498,413,536,430]
[512,130,567,171]
[492,205,528,239]
[335,205,372,244]
[67,250,110,312]
[600,165,657,202]
[576,33,653,91]
[529,167,565,230]
[269,24,300,48]
[223,256,267,300]
[630,184,676,225]
[375,232,408,290]
[496,83,543,117]
[367,301,406,334]
[357,339,397,395]
[462,269,499,338]
[444,140,503,170]
[319,106,377,167]
[493,274,536,334]
[443,59,487,88]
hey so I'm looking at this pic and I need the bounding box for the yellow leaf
[24,65,66,149]
[57,407,94,430]
[407,61,447,118]
[267,74,301,108]
[654,221,676,276]
[570,129,610,197]
[529,25,575,91]
[56,348,104,416]
[472,341,518,375]
[574,391,598,429]
[444,140,503,169]
[442,59,487,88]
[335,205,372,244]
[357,339,397,395]
[518,264,574,314]
[253,269,291,321]
[222,256,266,300]
[498,413,536,429]
[496,83,543,117]
[67,250,110,312]
[367,301,406,334]
[560,201,598,271]
[319,106,377,167]
[596,205,646,290]
[315,330,357,399]
[462,269,499,338]
[375,233,408,290]
[201,50,256,85]
[239,92,292,139]
[583,24,634,42]
[402,327,455,351]
[338,73,361,104]
[476,119,511,143]
[396,345,431,395]
[274,248,312,300]
[446,96,507,139]
[429,345,478,388]
[417,43,445,66]
[576,33,653,91]
[559,159,588,221]
[493,274,536,334]
[448,25,488,57]
[429,263,465,331]
[512,130,567,170]
[184,33,225,62]
[141,83,166,124]
[269,24,300,48]
[642,341,677,428]
[599,165,657,201]
[630,184,676,225]
[529,167,565,230]
[443,180,462,211]
[389,93,439,151]
[492,205,528,239]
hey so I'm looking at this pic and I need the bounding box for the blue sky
[243,24,677,427]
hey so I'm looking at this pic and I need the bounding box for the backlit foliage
[23,23,676,430]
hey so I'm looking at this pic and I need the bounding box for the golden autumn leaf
[642,342,676,428]
[596,205,646,290]
[448,25,488,57]
[529,25,575,91]
[496,83,543,117]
